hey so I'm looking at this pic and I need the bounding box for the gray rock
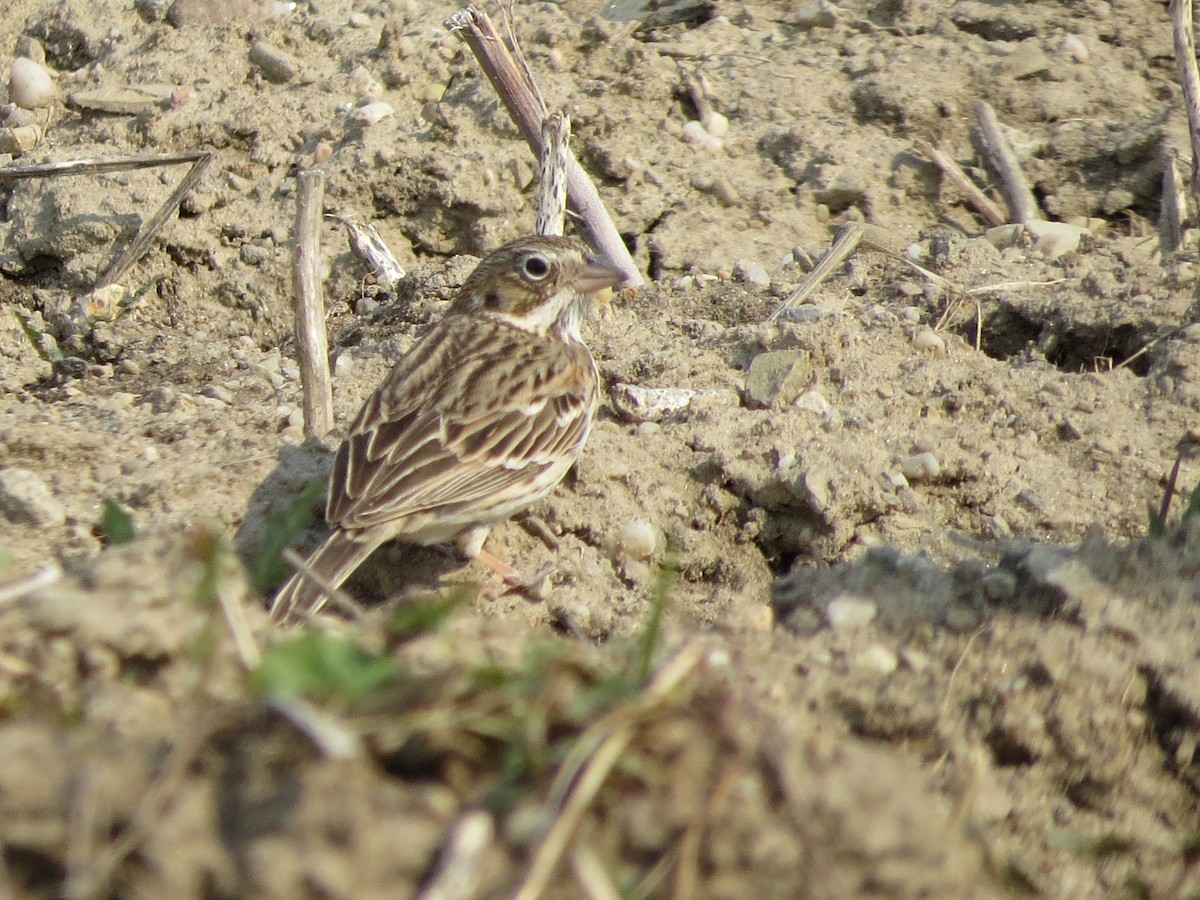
[0,467,66,527]
[744,350,814,408]
[249,42,300,84]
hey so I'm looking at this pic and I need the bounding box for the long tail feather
[270,531,381,623]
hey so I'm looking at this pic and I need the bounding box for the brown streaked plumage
[271,235,623,623]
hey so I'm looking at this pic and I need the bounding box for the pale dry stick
[215,580,260,670]
[971,100,1040,224]
[0,150,213,291]
[681,70,716,124]
[1116,324,1184,373]
[1160,153,1188,254]
[1172,0,1200,221]
[513,641,705,900]
[328,213,405,290]
[537,112,571,237]
[292,168,335,440]
[570,844,622,900]
[914,139,1007,228]
[268,695,363,758]
[280,547,367,619]
[0,564,61,605]
[416,810,495,900]
[933,278,1072,333]
[769,222,953,322]
[447,8,643,288]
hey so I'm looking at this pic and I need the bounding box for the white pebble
[1061,34,1088,63]
[351,101,394,126]
[857,643,898,675]
[824,596,877,631]
[793,388,830,414]
[900,451,940,481]
[9,58,56,109]
[616,519,660,560]
[701,110,729,138]
[912,328,945,354]
[681,119,722,151]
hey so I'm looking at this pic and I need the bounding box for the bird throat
[489,286,585,342]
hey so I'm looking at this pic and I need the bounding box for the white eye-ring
[522,254,551,280]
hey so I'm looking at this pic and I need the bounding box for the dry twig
[1161,153,1188,254]
[914,139,1006,228]
[512,641,704,900]
[328,213,405,290]
[0,150,213,291]
[971,100,1040,224]
[292,168,335,440]
[769,222,950,322]
[416,810,496,900]
[278,547,367,620]
[537,112,571,237]
[447,7,642,287]
[1173,0,1200,224]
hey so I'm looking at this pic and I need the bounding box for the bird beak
[575,257,625,294]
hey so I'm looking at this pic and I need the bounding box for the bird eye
[522,254,550,280]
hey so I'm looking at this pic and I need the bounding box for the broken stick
[537,112,571,237]
[447,7,643,288]
[1172,0,1200,231]
[292,168,334,440]
[971,100,1040,225]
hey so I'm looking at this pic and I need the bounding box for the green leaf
[99,499,136,545]
[1182,482,1200,525]
[251,633,399,704]
[249,476,327,593]
[9,305,64,363]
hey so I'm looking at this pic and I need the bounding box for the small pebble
[793,388,830,415]
[0,124,42,155]
[239,243,268,265]
[0,467,66,527]
[733,259,770,287]
[9,58,57,109]
[825,596,877,631]
[200,384,235,404]
[351,101,395,126]
[701,110,729,138]
[857,643,898,675]
[347,11,371,27]
[1061,33,1088,64]
[900,451,940,481]
[681,119,722,150]
[912,328,946,354]
[249,41,300,83]
[348,66,384,100]
[616,519,660,560]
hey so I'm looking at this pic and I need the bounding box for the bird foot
[475,549,554,599]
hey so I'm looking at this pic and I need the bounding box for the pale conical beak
[574,257,625,294]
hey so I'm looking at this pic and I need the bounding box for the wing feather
[328,315,596,533]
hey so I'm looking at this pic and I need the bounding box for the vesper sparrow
[271,235,623,622]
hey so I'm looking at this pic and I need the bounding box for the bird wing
[327,316,596,532]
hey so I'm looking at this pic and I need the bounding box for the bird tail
[270,531,381,624]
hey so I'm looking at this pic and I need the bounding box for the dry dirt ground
[2,0,1200,896]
